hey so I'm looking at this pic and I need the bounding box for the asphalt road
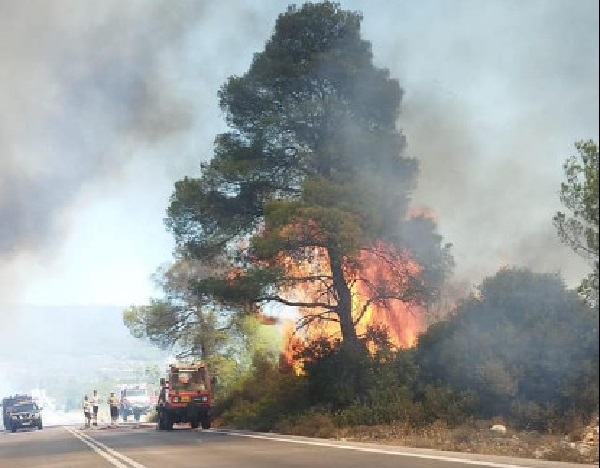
[0,424,596,468]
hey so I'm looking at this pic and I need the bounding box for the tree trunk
[328,247,359,346]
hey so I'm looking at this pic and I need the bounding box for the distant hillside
[1,304,165,357]
[0,304,170,396]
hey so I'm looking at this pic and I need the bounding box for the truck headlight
[11,415,18,420]
[172,397,180,403]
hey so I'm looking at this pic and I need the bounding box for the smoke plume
[0,0,278,301]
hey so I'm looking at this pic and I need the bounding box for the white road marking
[208,429,538,468]
[65,427,147,468]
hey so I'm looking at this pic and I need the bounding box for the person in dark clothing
[108,392,119,426]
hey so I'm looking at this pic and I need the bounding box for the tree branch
[257,295,337,311]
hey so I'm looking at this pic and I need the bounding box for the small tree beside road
[553,140,599,308]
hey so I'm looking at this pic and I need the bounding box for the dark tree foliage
[166,1,452,348]
[298,324,419,410]
[416,267,599,429]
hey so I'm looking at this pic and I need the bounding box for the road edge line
[206,429,539,468]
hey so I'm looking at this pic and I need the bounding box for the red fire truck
[156,362,212,430]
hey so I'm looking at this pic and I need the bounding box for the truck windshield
[170,369,207,392]
[125,389,146,397]
[13,403,37,413]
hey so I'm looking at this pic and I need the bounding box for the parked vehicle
[5,401,43,433]
[118,384,152,422]
[2,394,31,430]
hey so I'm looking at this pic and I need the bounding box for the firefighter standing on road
[90,390,99,426]
[108,392,120,426]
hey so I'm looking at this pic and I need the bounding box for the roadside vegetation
[212,268,598,464]
[123,2,599,464]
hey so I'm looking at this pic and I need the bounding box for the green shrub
[416,268,599,427]
[276,410,338,438]
[216,351,310,431]
[417,385,478,426]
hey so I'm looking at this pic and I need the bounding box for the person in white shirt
[89,390,99,426]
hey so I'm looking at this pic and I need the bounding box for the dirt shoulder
[332,422,599,465]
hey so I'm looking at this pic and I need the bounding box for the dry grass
[262,417,599,465]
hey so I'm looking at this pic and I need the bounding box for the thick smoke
[1,1,196,259]
[0,0,279,300]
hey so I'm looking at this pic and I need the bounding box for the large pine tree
[167,2,452,348]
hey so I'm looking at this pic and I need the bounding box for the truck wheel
[11,425,17,433]
[190,419,199,429]
[38,420,43,430]
[165,414,174,431]
[200,416,211,430]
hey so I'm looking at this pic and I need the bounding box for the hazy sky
[1,0,598,306]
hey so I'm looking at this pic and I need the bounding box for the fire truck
[156,361,212,430]
[118,384,153,422]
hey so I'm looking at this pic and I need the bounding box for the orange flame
[277,240,426,373]
[351,243,424,349]
[407,207,437,222]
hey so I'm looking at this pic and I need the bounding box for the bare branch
[258,295,337,311]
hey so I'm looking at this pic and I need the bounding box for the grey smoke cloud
[0,1,199,259]
[362,0,599,287]
[0,0,277,299]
